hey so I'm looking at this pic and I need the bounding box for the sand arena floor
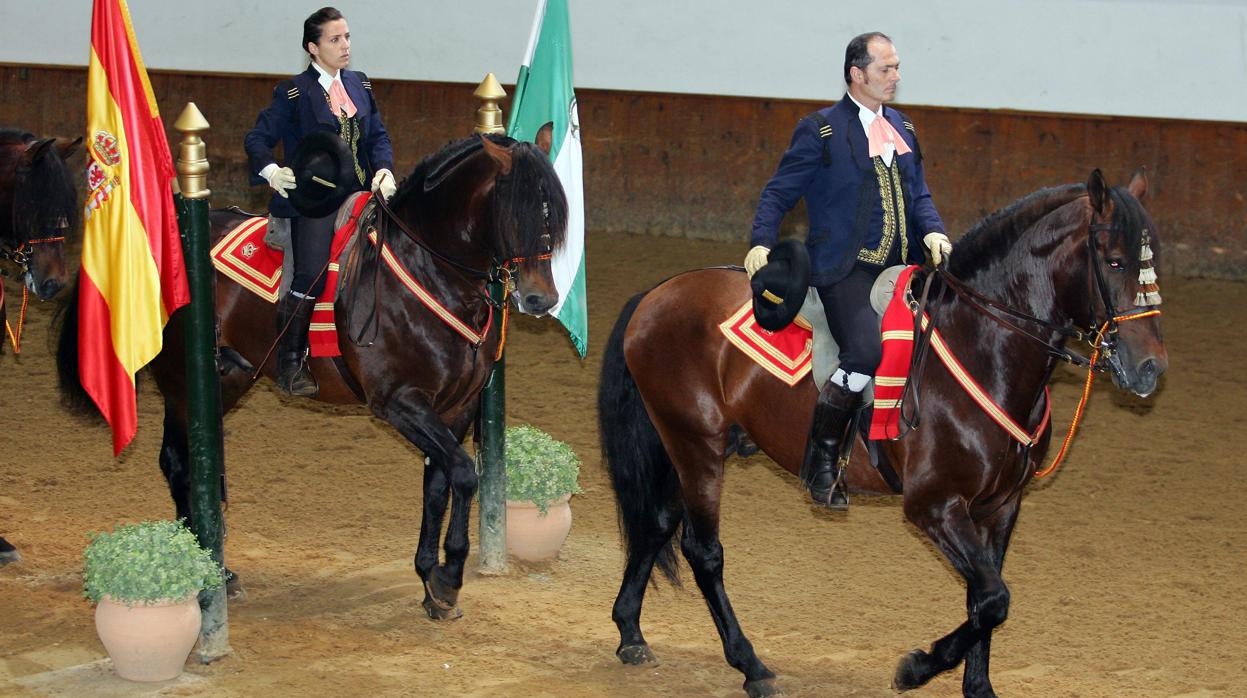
[1,231,1245,697]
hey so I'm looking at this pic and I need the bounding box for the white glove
[923,232,952,266]
[371,168,397,201]
[744,245,771,278]
[263,166,297,198]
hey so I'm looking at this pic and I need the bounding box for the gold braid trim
[857,156,907,265]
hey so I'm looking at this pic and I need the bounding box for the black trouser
[815,266,882,377]
[289,212,337,297]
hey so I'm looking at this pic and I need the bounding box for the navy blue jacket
[245,66,394,219]
[751,97,944,285]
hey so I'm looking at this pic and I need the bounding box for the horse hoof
[0,549,20,566]
[422,596,463,621]
[422,579,463,621]
[744,678,783,697]
[891,649,933,692]
[616,643,656,665]
[224,568,245,599]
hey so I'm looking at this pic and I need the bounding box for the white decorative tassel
[1135,230,1161,306]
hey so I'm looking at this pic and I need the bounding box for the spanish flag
[80,0,189,455]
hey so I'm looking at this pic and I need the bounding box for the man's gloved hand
[264,166,297,198]
[744,245,771,278]
[371,168,397,201]
[923,232,953,266]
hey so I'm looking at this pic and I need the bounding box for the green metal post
[475,74,508,574]
[174,103,231,661]
[478,278,508,574]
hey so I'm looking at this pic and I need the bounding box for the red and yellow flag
[81,0,189,455]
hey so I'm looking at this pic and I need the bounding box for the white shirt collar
[846,92,895,164]
[846,91,884,124]
[310,61,341,94]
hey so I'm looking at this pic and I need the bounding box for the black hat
[750,239,811,331]
[286,129,357,218]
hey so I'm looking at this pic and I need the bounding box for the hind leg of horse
[894,498,1013,696]
[671,441,778,698]
[612,501,681,666]
[159,409,193,523]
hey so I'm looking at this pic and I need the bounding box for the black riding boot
[799,380,861,510]
[275,293,317,397]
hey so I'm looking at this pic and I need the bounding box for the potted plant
[504,424,583,561]
[83,520,223,682]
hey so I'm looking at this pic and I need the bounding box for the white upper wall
[3,0,1244,122]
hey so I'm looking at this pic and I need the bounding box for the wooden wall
[3,64,1243,279]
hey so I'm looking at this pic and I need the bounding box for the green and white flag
[508,0,587,357]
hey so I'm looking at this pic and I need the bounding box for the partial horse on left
[0,127,82,565]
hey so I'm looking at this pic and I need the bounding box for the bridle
[896,206,1162,479]
[1,219,68,356]
[341,159,554,354]
[929,217,1160,379]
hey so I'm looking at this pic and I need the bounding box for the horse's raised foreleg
[894,497,1013,697]
[670,440,778,698]
[374,392,474,621]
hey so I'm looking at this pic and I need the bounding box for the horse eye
[1107,258,1125,271]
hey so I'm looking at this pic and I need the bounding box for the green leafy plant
[505,425,583,515]
[83,520,224,607]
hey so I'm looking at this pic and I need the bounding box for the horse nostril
[1139,358,1157,379]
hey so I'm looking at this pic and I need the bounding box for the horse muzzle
[1110,354,1166,398]
[512,288,558,317]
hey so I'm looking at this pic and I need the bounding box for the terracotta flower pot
[505,494,572,561]
[94,595,201,682]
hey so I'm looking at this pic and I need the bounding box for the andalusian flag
[508,0,587,357]
[81,0,189,455]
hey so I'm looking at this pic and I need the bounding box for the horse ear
[479,134,513,176]
[1127,167,1148,201]
[1086,168,1108,214]
[23,138,55,164]
[535,122,554,156]
[56,136,84,160]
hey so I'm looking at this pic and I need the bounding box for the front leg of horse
[414,460,461,620]
[376,395,473,621]
[894,503,1011,696]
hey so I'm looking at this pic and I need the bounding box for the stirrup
[276,357,317,397]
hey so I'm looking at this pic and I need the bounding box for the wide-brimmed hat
[286,129,356,218]
[751,239,811,331]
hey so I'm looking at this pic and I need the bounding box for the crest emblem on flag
[91,130,121,166]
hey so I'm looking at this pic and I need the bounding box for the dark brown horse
[58,131,567,613]
[598,170,1167,697]
[1,127,80,565]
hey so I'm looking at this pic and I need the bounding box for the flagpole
[174,103,231,661]
[474,75,509,575]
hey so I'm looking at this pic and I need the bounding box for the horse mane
[391,133,569,257]
[1,127,79,245]
[948,182,1155,281]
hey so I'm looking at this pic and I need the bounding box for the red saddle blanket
[210,193,373,358]
[718,302,813,387]
[719,265,920,440]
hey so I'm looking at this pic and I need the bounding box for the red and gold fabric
[79,0,189,455]
[718,301,813,387]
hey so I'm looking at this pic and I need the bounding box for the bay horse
[58,130,567,614]
[1,127,80,565]
[598,169,1167,697]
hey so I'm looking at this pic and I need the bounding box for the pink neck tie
[867,115,912,159]
[328,79,357,118]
